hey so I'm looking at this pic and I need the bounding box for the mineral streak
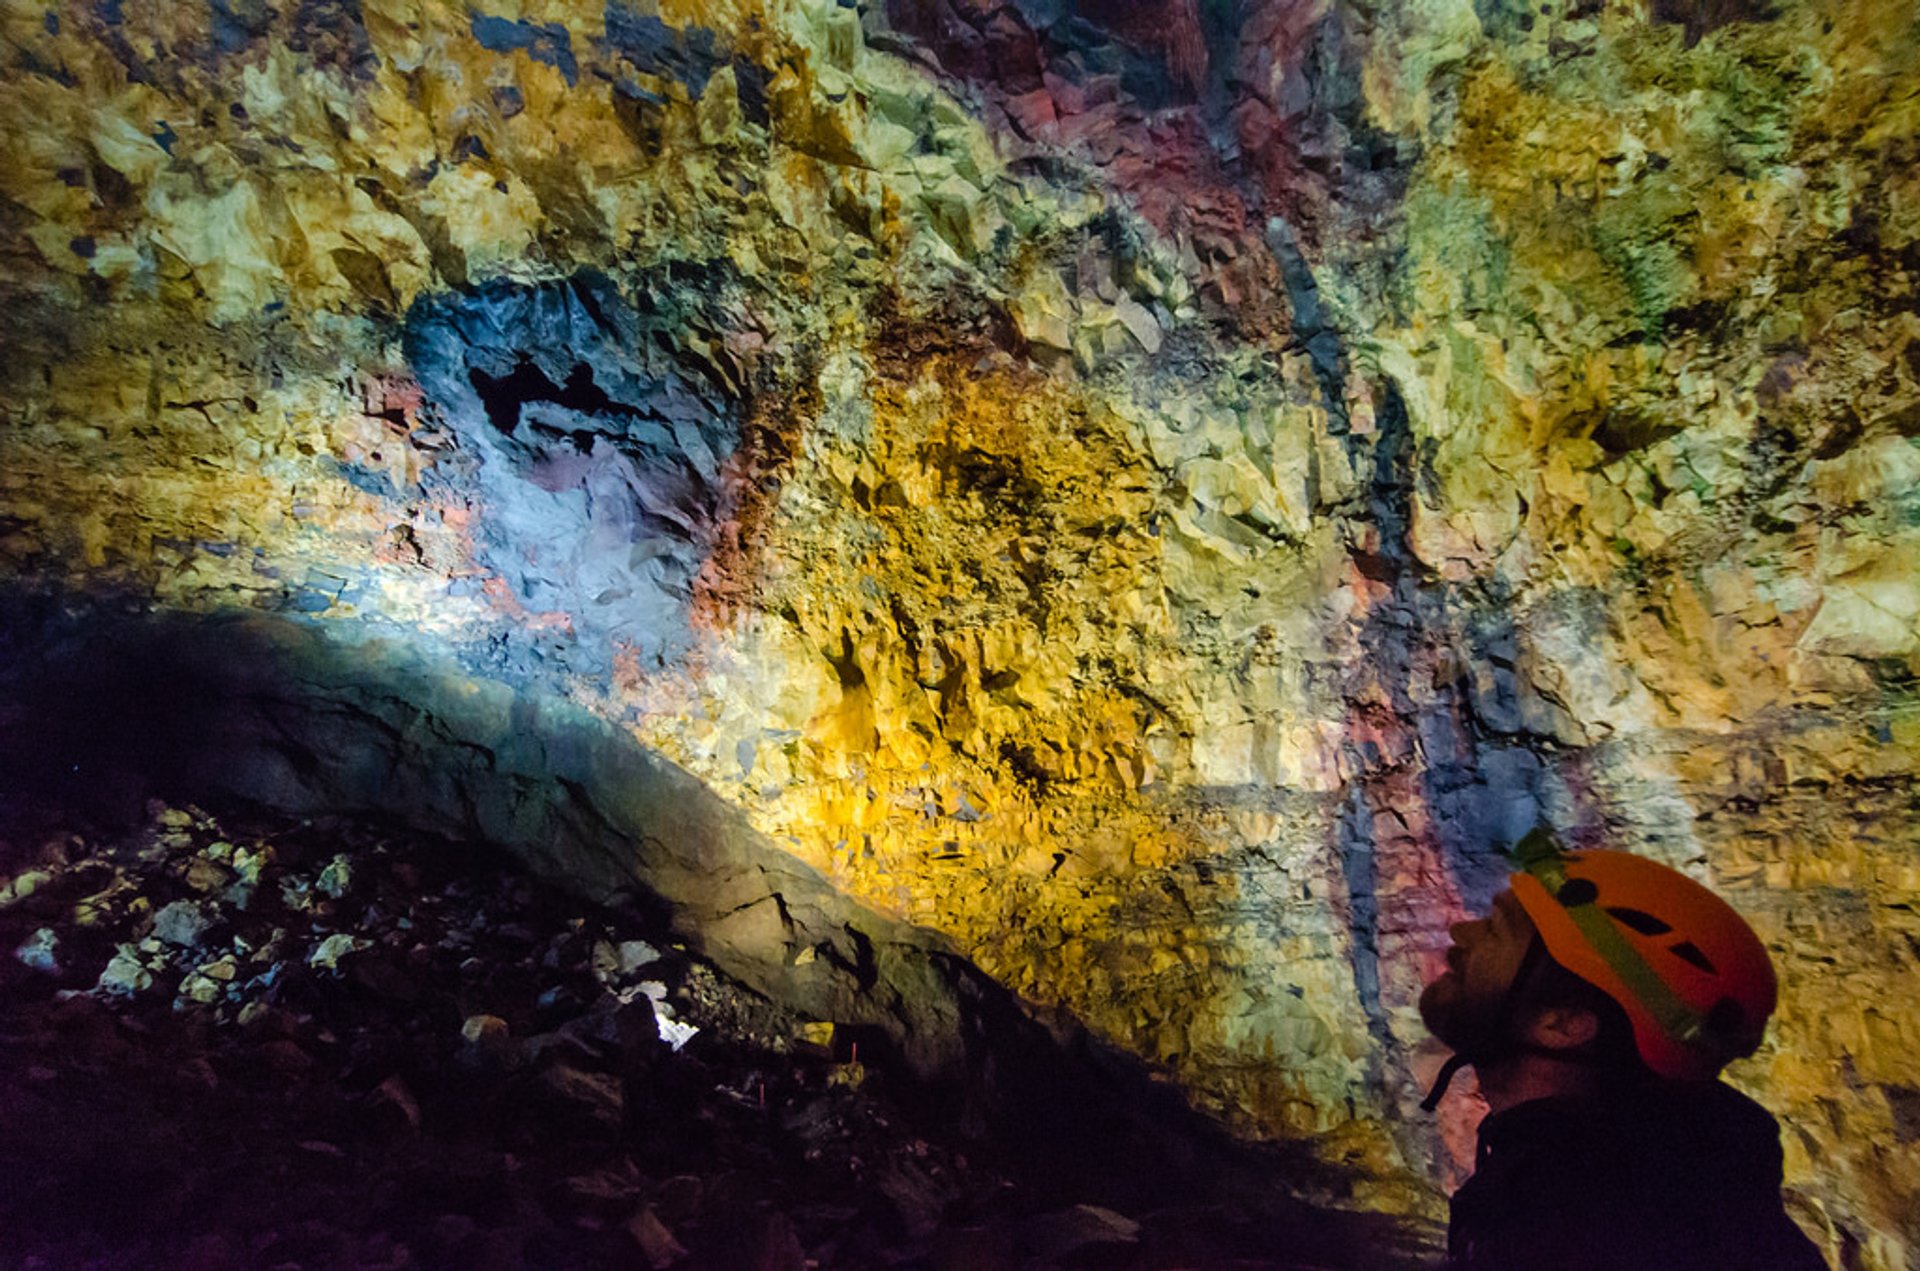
[1,0,1915,1262]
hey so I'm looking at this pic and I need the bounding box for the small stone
[252,928,289,962]
[308,932,367,970]
[592,938,663,984]
[14,927,60,973]
[97,945,154,996]
[371,1074,422,1131]
[649,997,699,1052]
[232,845,270,884]
[0,869,50,907]
[461,1014,510,1045]
[627,1208,687,1270]
[536,983,584,1015]
[178,970,223,1004]
[201,955,238,981]
[72,879,128,927]
[153,899,211,947]
[617,939,660,973]
[185,857,229,893]
[316,854,352,898]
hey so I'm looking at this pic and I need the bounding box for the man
[1418,829,1827,1270]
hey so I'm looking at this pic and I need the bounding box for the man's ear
[1520,1004,1602,1053]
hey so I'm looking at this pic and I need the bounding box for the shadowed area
[0,592,1434,1267]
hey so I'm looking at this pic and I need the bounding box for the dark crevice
[841,923,879,992]
[467,358,632,437]
[1336,787,1396,1064]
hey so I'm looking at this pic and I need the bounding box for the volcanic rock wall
[2,0,1916,1263]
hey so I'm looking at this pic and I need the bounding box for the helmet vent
[1668,940,1717,974]
[1605,906,1673,936]
[1555,878,1600,906]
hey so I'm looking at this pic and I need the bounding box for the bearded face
[1420,889,1541,1056]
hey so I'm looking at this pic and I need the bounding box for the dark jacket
[1447,1081,1827,1270]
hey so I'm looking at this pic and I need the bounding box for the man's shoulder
[1453,1083,1824,1271]
[1480,1080,1781,1156]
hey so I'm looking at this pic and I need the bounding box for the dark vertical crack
[1266,215,1351,434]
[1338,785,1398,1063]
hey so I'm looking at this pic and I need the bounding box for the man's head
[1419,889,1643,1078]
[1419,889,1541,1059]
[1421,832,1781,1097]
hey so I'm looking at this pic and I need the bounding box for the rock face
[1,1,1915,1263]
[403,272,750,667]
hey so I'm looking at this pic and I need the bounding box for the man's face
[1419,888,1539,1054]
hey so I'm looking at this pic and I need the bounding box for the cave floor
[0,797,1429,1271]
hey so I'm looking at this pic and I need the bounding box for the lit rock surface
[1,0,1916,1261]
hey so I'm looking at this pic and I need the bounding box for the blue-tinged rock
[601,5,727,95]
[403,273,744,671]
[470,13,578,85]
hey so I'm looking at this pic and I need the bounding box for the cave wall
[1,0,1916,1262]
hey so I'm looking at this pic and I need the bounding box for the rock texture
[1,1,1916,1263]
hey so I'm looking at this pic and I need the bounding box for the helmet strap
[1419,1052,1471,1112]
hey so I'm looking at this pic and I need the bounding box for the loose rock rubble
[0,799,1423,1270]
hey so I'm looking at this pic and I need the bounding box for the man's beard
[1419,972,1508,1057]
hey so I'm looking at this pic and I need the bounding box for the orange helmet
[1507,830,1778,1081]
